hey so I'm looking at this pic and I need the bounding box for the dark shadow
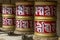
[0,4,2,31]
[22,35,33,40]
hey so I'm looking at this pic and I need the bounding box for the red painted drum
[15,1,34,34]
[15,20,33,31]
[2,4,15,31]
[34,1,57,36]
[34,20,56,36]
[34,1,57,20]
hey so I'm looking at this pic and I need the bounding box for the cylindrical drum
[2,4,15,31]
[15,1,34,34]
[34,1,57,36]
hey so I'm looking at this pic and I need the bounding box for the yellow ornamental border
[35,16,56,20]
[35,1,57,5]
[16,16,33,20]
[2,14,15,18]
[34,32,56,36]
[2,28,15,31]
[16,18,33,20]
[2,26,15,29]
[16,2,33,5]
[34,19,56,21]
[16,28,33,31]
[2,4,14,6]
[14,31,33,34]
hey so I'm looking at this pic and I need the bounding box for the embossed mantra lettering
[35,21,56,33]
[35,6,56,16]
[3,18,13,25]
[2,7,12,14]
[16,20,33,28]
[16,6,33,16]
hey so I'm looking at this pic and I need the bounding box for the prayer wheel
[15,1,34,34]
[34,1,57,36]
[2,4,15,32]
